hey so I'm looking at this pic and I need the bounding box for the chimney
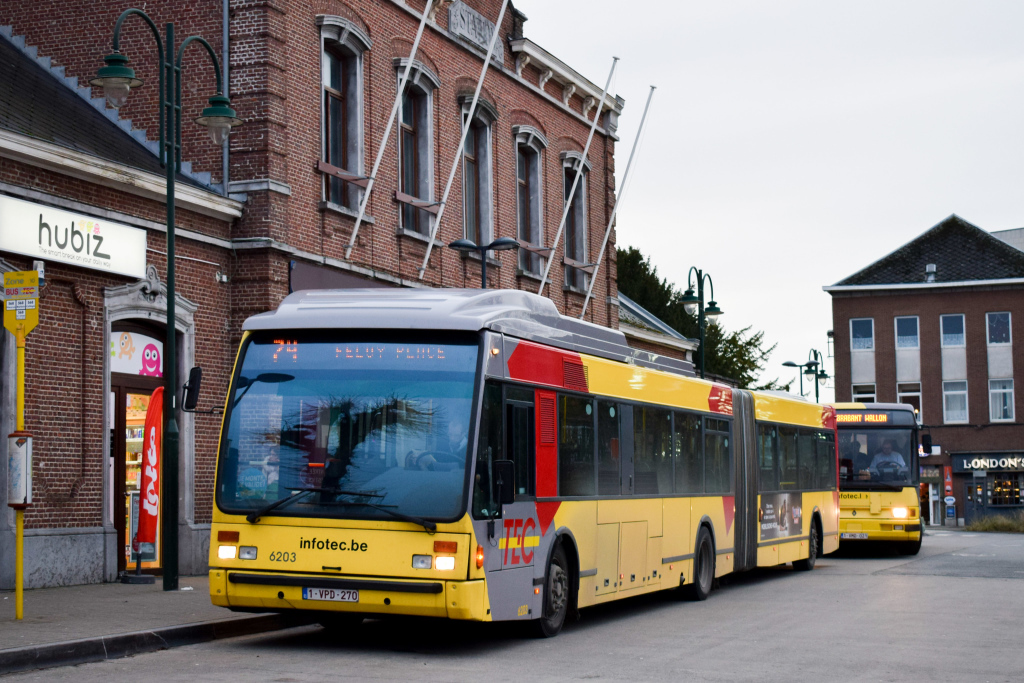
[925,263,937,283]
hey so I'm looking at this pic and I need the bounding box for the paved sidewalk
[0,576,302,675]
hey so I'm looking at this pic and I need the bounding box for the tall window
[987,312,1011,345]
[941,314,965,347]
[895,316,919,348]
[319,16,370,209]
[513,125,547,275]
[400,89,426,233]
[850,318,874,351]
[943,381,969,424]
[989,379,1014,422]
[463,122,482,244]
[852,384,876,402]
[563,163,588,290]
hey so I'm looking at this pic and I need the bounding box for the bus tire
[533,543,570,638]
[318,613,363,632]
[794,518,820,571]
[899,534,922,556]
[682,526,715,601]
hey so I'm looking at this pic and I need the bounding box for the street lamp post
[448,237,521,288]
[92,8,241,592]
[783,349,829,402]
[680,268,723,380]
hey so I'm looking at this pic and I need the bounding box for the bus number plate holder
[841,533,868,540]
[303,587,359,602]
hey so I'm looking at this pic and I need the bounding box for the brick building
[826,215,1024,525]
[0,0,630,588]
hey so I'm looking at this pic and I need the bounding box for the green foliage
[616,246,791,391]
[965,511,1024,533]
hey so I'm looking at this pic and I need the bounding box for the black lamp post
[783,349,829,403]
[448,237,520,288]
[92,8,242,592]
[679,267,722,380]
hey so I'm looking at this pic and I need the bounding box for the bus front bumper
[210,569,490,621]
[839,521,922,542]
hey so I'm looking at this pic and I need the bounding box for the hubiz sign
[0,194,147,278]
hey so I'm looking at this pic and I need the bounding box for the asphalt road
[8,530,1024,682]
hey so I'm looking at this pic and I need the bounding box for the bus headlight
[892,507,909,519]
[412,555,432,569]
[218,545,237,560]
[239,546,258,560]
[435,556,456,571]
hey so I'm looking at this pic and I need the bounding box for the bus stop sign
[3,271,39,335]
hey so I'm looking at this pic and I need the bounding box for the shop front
[952,453,1024,524]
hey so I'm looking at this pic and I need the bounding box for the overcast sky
[514,0,1024,400]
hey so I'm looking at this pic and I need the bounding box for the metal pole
[580,85,655,318]
[417,0,511,279]
[480,247,488,289]
[345,1,433,259]
[538,57,618,297]
[797,368,804,397]
[698,273,706,380]
[14,327,24,619]
[162,22,179,592]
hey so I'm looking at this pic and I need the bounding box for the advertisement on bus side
[759,492,803,541]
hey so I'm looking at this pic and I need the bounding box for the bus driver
[868,439,906,477]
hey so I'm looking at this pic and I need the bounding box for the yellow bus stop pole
[15,324,25,620]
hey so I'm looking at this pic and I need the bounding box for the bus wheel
[899,534,923,556]
[794,519,820,571]
[533,544,570,638]
[683,526,715,601]
[318,613,363,632]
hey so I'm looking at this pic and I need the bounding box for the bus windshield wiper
[245,487,382,523]
[332,501,437,533]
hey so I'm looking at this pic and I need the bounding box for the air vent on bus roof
[563,360,588,392]
[539,395,556,444]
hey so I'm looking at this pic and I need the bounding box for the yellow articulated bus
[204,289,839,637]
[835,403,922,554]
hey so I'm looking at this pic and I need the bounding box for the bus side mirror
[183,367,203,411]
[493,460,516,506]
[921,434,932,455]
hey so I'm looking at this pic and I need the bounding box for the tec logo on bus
[499,518,540,566]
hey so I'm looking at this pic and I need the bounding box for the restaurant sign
[952,454,1024,473]
[0,194,147,278]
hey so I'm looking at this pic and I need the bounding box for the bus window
[705,418,732,494]
[779,427,799,491]
[674,412,702,494]
[815,432,836,489]
[597,402,620,495]
[797,430,816,490]
[506,386,536,498]
[473,382,503,518]
[634,406,672,494]
[758,424,779,491]
[558,395,595,496]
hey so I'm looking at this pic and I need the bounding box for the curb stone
[0,613,305,676]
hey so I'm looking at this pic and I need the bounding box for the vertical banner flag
[136,387,163,557]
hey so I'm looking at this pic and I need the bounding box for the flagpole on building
[344,0,433,260]
[580,85,656,319]
[417,0,511,280]
[537,56,618,298]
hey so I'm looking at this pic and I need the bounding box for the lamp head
[704,301,723,321]
[448,239,479,252]
[681,287,699,316]
[486,237,521,251]
[195,94,243,146]
[782,361,799,368]
[90,52,143,109]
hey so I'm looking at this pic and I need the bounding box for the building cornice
[823,278,1024,293]
[0,129,243,222]
[620,322,698,353]
[508,38,625,117]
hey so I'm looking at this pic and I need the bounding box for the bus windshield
[216,334,479,522]
[838,427,917,489]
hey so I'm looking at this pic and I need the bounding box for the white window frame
[852,384,876,403]
[897,382,922,424]
[560,151,591,292]
[318,16,370,211]
[394,59,439,237]
[989,379,1015,422]
[942,380,969,424]
[460,97,497,246]
[850,318,874,352]
[941,314,965,348]
[986,312,1012,346]
[895,316,919,349]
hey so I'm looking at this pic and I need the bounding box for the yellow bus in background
[205,289,839,637]
[835,403,922,554]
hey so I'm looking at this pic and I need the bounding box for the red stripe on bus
[507,340,587,392]
[535,389,558,498]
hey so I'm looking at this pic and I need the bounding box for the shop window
[597,401,620,495]
[987,312,1011,345]
[674,411,703,494]
[941,314,965,347]
[558,395,595,496]
[633,405,672,494]
[704,418,732,494]
[852,384,876,403]
[943,381,969,424]
[895,316,919,349]
[991,475,1022,506]
[850,318,874,351]
[989,379,1014,422]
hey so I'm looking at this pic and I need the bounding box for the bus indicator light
[218,530,239,543]
[476,545,484,569]
[434,541,458,554]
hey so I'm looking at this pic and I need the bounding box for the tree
[616,246,791,391]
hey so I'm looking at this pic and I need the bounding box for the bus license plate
[841,532,869,540]
[303,587,359,602]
